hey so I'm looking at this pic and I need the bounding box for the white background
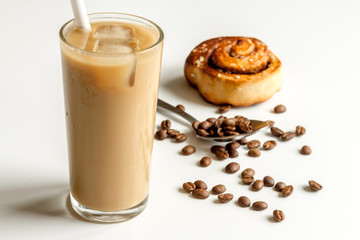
[1,0,360,239]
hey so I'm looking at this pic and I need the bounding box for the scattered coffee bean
[218,105,231,113]
[161,119,171,129]
[194,180,207,190]
[248,149,261,157]
[192,189,210,199]
[155,129,167,140]
[212,184,226,195]
[273,210,285,222]
[295,125,306,136]
[176,104,185,111]
[192,120,200,130]
[238,196,251,207]
[252,201,268,211]
[228,148,239,158]
[282,185,294,196]
[301,145,312,155]
[274,104,286,113]
[241,168,255,178]
[214,148,229,160]
[242,176,255,185]
[263,140,277,150]
[167,129,180,138]
[247,140,261,149]
[225,162,240,174]
[182,145,196,155]
[199,157,212,167]
[218,193,234,203]
[225,141,240,151]
[263,176,275,187]
[238,137,248,145]
[183,182,196,193]
[270,127,284,137]
[175,133,188,143]
[211,145,224,153]
[251,180,264,191]
[281,132,295,141]
[308,180,322,191]
[274,182,286,192]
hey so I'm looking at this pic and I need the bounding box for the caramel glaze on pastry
[184,37,282,106]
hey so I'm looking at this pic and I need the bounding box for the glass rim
[59,12,164,56]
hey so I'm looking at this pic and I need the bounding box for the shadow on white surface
[2,184,86,222]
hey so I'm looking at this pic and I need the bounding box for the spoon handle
[157,99,198,124]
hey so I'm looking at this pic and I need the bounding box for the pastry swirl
[184,37,282,106]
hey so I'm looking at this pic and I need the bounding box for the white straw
[70,0,91,31]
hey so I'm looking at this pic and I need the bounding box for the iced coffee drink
[59,13,163,222]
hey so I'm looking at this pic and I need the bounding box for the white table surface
[1,0,360,239]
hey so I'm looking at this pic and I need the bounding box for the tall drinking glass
[59,13,164,223]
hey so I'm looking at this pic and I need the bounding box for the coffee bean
[228,148,239,158]
[248,149,261,157]
[242,176,255,185]
[155,129,167,140]
[192,120,200,130]
[192,189,209,199]
[214,148,229,160]
[199,121,212,130]
[182,145,196,155]
[237,118,253,133]
[218,105,231,114]
[251,180,264,191]
[238,137,248,145]
[167,128,180,138]
[308,180,322,191]
[224,131,240,136]
[226,141,240,150]
[252,201,268,211]
[296,125,306,136]
[183,182,196,193]
[212,184,226,195]
[301,145,312,155]
[218,193,234,203]
[281,132,295,141]
[241,168,255,178]
[160,119,171,129]
[274,182,286,192]
[263,176,275,187]
[238,196,251,207]
[223,126,236,132]
[247,140,261,149]
[211,145,224,153]
[273,210,285,222]
[225,162,240,174]
[194,180,207,190]
[263,140,277,150]
[206,118,217,124]
[282,185,294,196]
[197,129,210,137]
[199,157,212,167]
[274,104,286,113]
[223,118,237,127]
[175,133,188,143]
[270,127,284,137]
[176,104,185,111]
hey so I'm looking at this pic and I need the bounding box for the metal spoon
[157,98,269,142]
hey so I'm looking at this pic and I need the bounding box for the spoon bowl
[157,99,269,142]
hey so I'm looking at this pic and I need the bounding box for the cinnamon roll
[184,37,282,106]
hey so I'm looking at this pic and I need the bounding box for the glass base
[70,193,148,223]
